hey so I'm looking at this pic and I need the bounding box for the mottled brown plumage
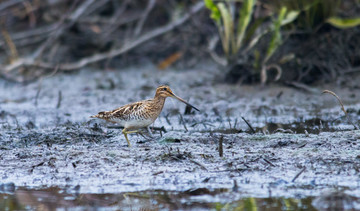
[91,85,199,147]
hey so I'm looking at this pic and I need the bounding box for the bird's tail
[90,111,109,119]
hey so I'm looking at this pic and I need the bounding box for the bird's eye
[163,88,167,91]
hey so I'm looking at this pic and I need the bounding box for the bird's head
[155,85,199,111]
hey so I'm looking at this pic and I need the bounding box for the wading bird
[90,85,199,147]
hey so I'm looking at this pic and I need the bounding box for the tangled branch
[0,1,205,82]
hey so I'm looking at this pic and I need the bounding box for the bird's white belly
[115,118,154,129]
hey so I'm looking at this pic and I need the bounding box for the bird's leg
[122,129,131,147]
[146,126,154,137]
[126,130,139,134]
[122,128,138,147]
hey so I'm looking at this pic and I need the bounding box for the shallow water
[2,186,360,210]
[0,186,319,210]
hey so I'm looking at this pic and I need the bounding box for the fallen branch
[61,1,204,70]
[134,0,156,36]
[0,2,205,78]
[0,0,96,83]
[32,0,96,59]
[0,0,22,12]
[101,0,133,37]
[343,66,360,74]
[0,24,58,48]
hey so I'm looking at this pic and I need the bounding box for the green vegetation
[204,0,360,83]
[204,0,297,83]
[270,0,341,30]
[204,0,255,61]
[327,17,360,29]
[270,0,360,30]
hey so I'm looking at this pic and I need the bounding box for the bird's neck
[149,95,166,116]
[153,95,166,105]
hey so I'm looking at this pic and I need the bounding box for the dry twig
[322,90,347,115]
[263,158,275,167]
[218,136,223,157]
[292,166,306,182]
[241,116,256,134]
[134,0,156,36]
[322,89,358,130]
[0,24,57,48]
[0,0,22,12]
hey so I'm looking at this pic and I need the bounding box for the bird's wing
[111,100,149,120]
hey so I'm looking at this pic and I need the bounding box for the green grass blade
[235,0,255,50]
[236,0,255,51]
[265,6,286,63]
[281,10,300,26]
[244,17,266,44]
[327,17,360,29]
[204,0,221,23]
[217,2,233,57]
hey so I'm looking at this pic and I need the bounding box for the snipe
[90,85,199,147]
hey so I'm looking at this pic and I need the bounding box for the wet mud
[0,63,360,210]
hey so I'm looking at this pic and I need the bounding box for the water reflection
[0,187,319,210]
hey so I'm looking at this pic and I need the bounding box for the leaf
[157,51,183,70]
[204,0,221,23]
[236,0,256,51]
[327,17,360,29]
[90,25,101,34]
[279,53,295,64]
[217,2,233,56]
[253,49,260,69]
[265,7,286,63]
[244,17,266,42]
[281,10,300,26]
[244,27,268,54]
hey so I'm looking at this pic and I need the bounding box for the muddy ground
[0,63,360,210]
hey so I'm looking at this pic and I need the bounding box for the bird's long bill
[171,94,200,111]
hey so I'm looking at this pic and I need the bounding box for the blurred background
[0,0,360,84]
